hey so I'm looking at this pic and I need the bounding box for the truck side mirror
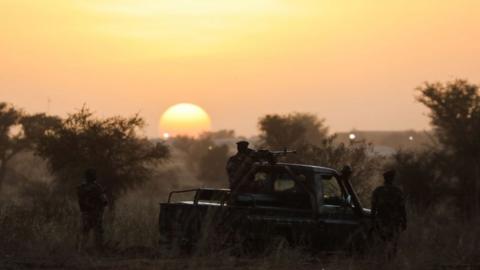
[344,195,353,207]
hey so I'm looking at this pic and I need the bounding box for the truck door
[315,173,359,250]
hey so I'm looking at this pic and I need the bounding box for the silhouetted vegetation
[391,149,448,210]
[418,80,480,217]
[259,113,384,203]
[0,103,60,192]
[0,102,24,191]
[171,130,235,187]
[34,107,169,204]
[258,112,328,149]
[392,80,480,217]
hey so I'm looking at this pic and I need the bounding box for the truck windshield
[251,168,310,194]
[320,175,345,206]
[273,172,307,193]
[243,168,312,210]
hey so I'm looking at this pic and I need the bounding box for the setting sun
[159,103,212,138]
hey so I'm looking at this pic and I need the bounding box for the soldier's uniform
[371,171,406,255]
[77,170,108,249]
[226,141,255,189]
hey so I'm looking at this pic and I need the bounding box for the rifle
[254,148,296,164]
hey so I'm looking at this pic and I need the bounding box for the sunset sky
[1,0,479,137]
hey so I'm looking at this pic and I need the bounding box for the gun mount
[253,148,297,164]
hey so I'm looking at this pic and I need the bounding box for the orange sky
[1,0,479,137]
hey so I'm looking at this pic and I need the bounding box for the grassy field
[1,190,480,270]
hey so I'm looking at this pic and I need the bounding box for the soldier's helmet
[236,140,249,147]
[84,168,97,183]
[383,169,396,184]
[236,140,249,151]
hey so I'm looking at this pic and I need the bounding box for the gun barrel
[270,150,297,155]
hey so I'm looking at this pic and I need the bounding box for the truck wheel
[346,227,370,256]
[265,235,290,256]
[228,231,257,257]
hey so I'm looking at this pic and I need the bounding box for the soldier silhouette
[226,141,255,189]
[77,168,108,250]
[371,169,407,256]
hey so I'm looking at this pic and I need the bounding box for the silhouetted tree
[417,79,480,216]
[258,112,383,203]
[391,149,451,210]
[0,103,60,191]
[35,107,169,204]
[171,130,235,186]
[258,113,328,149]
[20,113,62,143]
[196,144,230,187]
[0,103,23,191]
[171,135,196,154]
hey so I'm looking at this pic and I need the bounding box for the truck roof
[275,162,339,175]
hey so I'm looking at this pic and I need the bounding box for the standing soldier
[371,169,407,256]
[77,168,108,250]
[226,141,255,189]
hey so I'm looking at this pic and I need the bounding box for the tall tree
[258,113,328,149]
[35,107,169,204]
[417,79,480,216]
[0,103,23,191]
[0,103,60,191]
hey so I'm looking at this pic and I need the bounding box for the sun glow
[159,103,212,138]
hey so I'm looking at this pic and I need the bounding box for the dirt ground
[0,248,373,270]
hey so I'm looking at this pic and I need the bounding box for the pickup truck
[159,162,373,253]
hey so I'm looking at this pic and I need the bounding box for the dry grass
[1,193,480,270]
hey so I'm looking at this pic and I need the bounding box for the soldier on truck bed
[371,169,407,256]
[226,141,256,189]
